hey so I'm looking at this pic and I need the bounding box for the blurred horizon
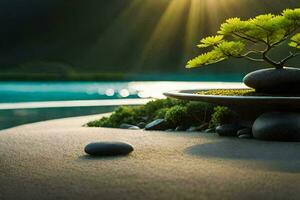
[0,0,300,81]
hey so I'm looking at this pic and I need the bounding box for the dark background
[0,0,299,80]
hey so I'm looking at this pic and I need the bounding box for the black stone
[84,142,134,156]
[204,128,215,133]
[253,112,300,141]
[216,124,241,137]
[175,126,186,131]
[120,124,140,130]
[137,122,146,129]
[145,119,169,130]
[187,123,209,132]
[243,67,300,94]
[120,123,139,129]
[238,134,253,139]
[128,126,140,130]
[237,128,252,137]
[186,126,198,132]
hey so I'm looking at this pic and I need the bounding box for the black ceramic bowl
[164,89,300,126]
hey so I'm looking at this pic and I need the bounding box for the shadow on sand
[77,155,131,162]
[185,139,300,173]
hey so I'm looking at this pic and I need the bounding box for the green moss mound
[165,105,188,127]
[87,98,237,131]
[197,89,256,96]
[196,89,300,97]
[209,106,238,128]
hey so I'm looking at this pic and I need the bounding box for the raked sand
[0,114,300,200]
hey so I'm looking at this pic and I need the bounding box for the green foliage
[197,35,224,48]
[154,108,169,119]
[87,106,151,128]
[209,107,237,128]
[185,102,215,124]
[165,105,188,127]
[87,116,113,128]
[290,33,300,48]
[186,50,227,68]
[187,50,226,68]
[108,106,141,127]
[187,40,245,68]
[143,98,187,120]
[87,98,218,130]
[87,98,188,128]
[218,17,251,35]
[283,8,300,22]
[187,8,300,69]
[248,14,287,44]
[218,41,245,56]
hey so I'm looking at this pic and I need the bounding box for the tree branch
[244,56,264,62]
[242,50,262,56]
[254,23,272,32]
[262,48,282,68]
[290,39,300,48]
[231,54,264,62]
[240,31,269,46]
[232,32,258,43]
[270,24,299,47]
[280,51,300,66]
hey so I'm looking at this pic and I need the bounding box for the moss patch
[209,106,238,128]
[197,89,257,96]
[87,98,236,130]
[197,89,300,97]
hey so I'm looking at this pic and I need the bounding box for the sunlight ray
[139,0,189,66]
[183,0,204,61]
[95,0,142,44]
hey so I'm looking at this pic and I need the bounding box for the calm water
[0,81,140,103]
[0,81,243,130]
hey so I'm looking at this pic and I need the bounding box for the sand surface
[0,114,300,200]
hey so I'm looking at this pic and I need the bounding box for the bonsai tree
[187,8,300,69]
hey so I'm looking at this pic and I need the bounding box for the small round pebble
[175,126,186,131]
[237,128,252,137]
[216,124,240,137]
[238,134,252,139]
[137,122,146,129]
[145,119,168,130]
[84,142,134,156]
[128,126,140,130]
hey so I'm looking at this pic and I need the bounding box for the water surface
[0,81,243,130]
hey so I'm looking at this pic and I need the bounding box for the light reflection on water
[0,81,244,102]
[0,81,245,130]
[128,81,245,98]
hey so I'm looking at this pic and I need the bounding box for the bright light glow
[119,89,130,97]
[128,81,246,99]
[138,0,245,66]
[105,88,115,96]
[140,0,188,64]
[94,0,263,68]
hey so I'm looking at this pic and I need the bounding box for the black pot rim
[164,89,300,100]
[164,88,300,109]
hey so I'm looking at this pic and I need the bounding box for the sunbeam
[183,0,204,60]
[83,0,300,72]
[140,0,189,66]
[139,0,244,68]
